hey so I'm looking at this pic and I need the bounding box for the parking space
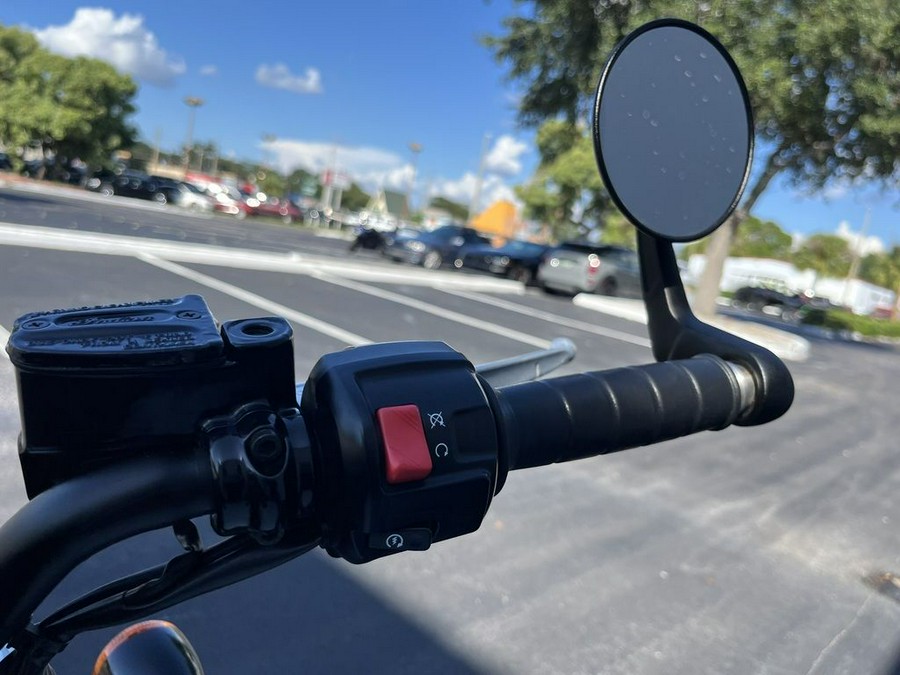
[2,199,900,674]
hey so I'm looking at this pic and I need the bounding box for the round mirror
[592,19,753,242]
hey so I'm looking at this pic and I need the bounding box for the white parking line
[0,222,522,293]
[441,288,652,349]
[138,254,371,347]
[0,324,9,361]
[312,273,551,349]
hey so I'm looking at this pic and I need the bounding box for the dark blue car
[457,240,550,284]
[383,223,491,269]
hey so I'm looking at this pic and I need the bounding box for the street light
[182,96,204,172]
[407,142,423,216]
[468,133,492,224]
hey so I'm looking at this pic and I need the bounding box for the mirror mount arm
[637,231,794,426]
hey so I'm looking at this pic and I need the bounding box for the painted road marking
[312,273,551,349]
[0,222,522,293]
[138,254,372,347]
[441,288,652,349]
[0,325,9,361]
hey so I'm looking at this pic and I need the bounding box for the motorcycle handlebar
[0,325,761,654]
[495,355,753,471]
[0,451,216,642]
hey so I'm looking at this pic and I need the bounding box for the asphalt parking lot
[2,185,900,674]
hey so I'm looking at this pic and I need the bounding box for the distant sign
[300,177,317,197]
[321,170,351,191]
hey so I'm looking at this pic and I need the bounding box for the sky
[2,2,898,249]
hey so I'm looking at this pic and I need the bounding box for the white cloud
[264,137,518,211]
[483,135,529,176]
[428,173,517,214]
[32,8,185,86]
[255,63,322,94]
[835,220,884,256]
[199,64,218,76]
[264,138,401,177]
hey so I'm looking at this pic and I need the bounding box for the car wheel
[422,251,442,270]
[598,278,618,296]
[453,258,464,269]
[100,183,114,197]
[282,214,292,224]
[511,266,533,284]
[153,192,167,205]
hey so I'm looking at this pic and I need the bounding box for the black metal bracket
[205,403,293,543]
[637,231,794,425]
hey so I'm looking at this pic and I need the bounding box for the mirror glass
[593,21,752,241]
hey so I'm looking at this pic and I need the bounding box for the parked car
[536,242,641,296]
[247,196,302,223]
[173,181,214,211]
[457,240,550,284]
[383,224,491,269]
[0,153,12,171]
[85,170,175,204]
[208,184,253,219]
[732,286,805,314]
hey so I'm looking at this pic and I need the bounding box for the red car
[247,196,302,223]
[209,185,253,219]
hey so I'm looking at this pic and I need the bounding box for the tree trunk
[691,150,784,317]
[693,214,739,316]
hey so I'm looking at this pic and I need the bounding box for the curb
[572,294,810,362]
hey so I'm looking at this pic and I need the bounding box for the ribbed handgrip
[495,355,747,470]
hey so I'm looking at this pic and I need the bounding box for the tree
[429,196,469,221]
[341,183,371,212]
[256,169,286,197]
[0,25,137,168]
[515,119,609,240]
[860,247,900,291]
[485,0,900,315]
[792,234,853,277]
[681,216,793,260]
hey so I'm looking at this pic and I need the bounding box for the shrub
[800,308,900,338]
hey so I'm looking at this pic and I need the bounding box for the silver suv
[537,243,641,296]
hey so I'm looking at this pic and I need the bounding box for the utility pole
[842,208,871,307]
[151,128,161,171]
[407,142,422,218]
[468,133,491,225]
[182,97,204,173]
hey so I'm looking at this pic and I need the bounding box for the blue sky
[3,2,898,249]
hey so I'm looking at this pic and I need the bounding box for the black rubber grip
[495,355,746,470]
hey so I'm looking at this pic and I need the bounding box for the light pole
[468,133,492,225]
[182,96,204,172]
[407,142,422,217]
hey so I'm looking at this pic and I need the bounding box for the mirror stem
[637,231,794,426]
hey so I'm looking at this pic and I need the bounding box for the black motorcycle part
[6,295,297,498]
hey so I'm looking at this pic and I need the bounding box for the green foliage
[284,168,317,197]
[486,0,900,192]
[486,0,900,312]
[515,119,609,240]
[599,212,636,247]
[800,308,900,337]
[680,216,793,260]
[792,234,853,277]
[341,183,371,212]
[429,196,469,221]
[256,169,286,197]
[859,247,900,291]
[0,24,137,167]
